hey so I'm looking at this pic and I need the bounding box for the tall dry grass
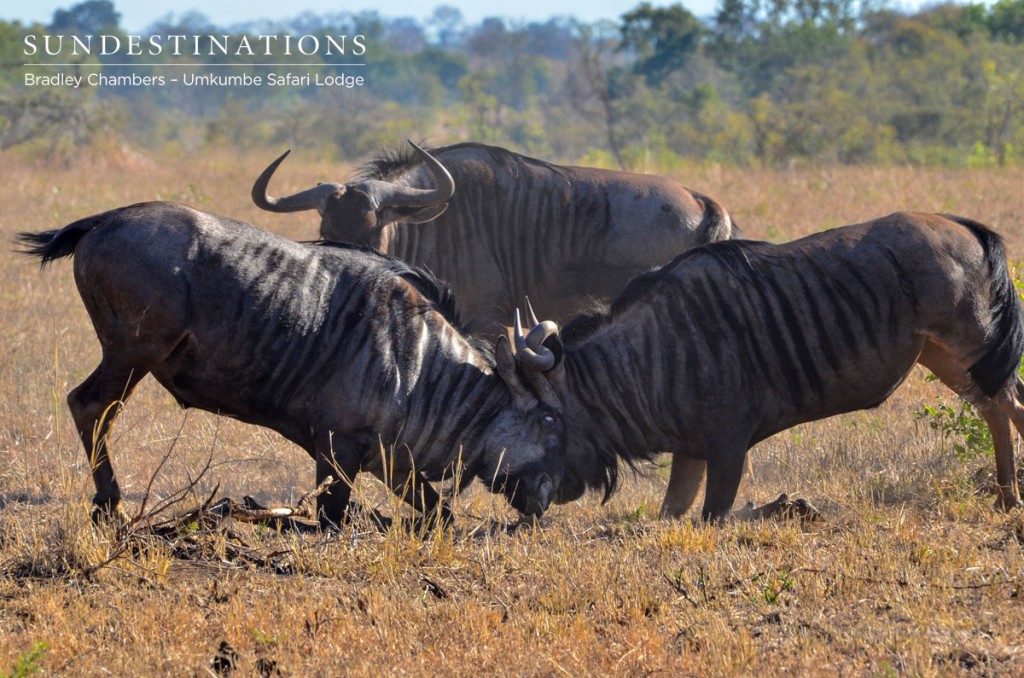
[1,144,1023,675]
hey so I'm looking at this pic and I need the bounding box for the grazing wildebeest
[252,141,735,334]
[18,202,566,527]
[514,212,1024,521]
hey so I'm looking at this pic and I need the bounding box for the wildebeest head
[509,300,618,506]
[251,140,454,247]
[481,333,566,517]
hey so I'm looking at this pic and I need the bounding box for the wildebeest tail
[694,192,735,242]
[952,215,1024,396]
[17,213,108,266]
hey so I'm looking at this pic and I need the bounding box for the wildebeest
[252,141,736,334]
[18,202,566,527]
[515,212,1024,521]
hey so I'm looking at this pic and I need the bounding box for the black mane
[313,239,491,359]
[355,142,563,183]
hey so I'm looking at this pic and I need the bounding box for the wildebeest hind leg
[990,377,1024,509]
[919,343,1022,509]
[1001,377,1024,448]
[660,455,706,518]
[67,357,151,520]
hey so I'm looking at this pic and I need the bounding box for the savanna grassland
[2,145,1024,676]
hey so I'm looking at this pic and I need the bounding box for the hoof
[659,507,688,520]
[91,501,129,528]
[325,501,393,533]
[413,506,453,535]
[994,494,1023,512]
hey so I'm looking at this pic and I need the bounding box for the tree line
[3,0,1024,168]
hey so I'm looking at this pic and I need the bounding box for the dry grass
[2,144,1024,675]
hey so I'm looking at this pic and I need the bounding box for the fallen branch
[218,475,334,524]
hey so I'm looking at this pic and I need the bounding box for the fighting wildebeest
[252,141,736,334]
[515,212,1024,521]
[18,202,566,527]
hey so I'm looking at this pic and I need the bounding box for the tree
[914,2,990,41]
[50,0,120,33]
[467,18,514,59]
[567,21,628,168]
[988,0,1024,42]
[459,71,502,142]
[384,18,428,54]
[975,49,1024,164]
[145,11,214,35]
[429,6,464,47]
[619,3,705,86]
[716,0,873,36]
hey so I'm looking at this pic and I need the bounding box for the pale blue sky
[5,0,937,32]
[8,1,711,30]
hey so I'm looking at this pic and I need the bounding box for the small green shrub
[915,398,993,462]
[3,642,49,678]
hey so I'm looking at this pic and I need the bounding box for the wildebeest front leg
[314,437,362,529]
[373,455,453,529]
[660,455,706,518]
[67,357,150,521]
[701,445,748,523]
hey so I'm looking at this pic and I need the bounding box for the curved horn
[524,297,541,332]
[523,297,558,351]
[252,149,343,213]
[526,321,559,352]
[368,141,455,209]
[524,297,548,340]
[514,309,556,372]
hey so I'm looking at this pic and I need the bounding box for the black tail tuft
[15,214,107,267]
[694,192,735,243]
[951,215,1024,396]
[15,230,63,264]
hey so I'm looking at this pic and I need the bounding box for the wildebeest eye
[543,415,556,426]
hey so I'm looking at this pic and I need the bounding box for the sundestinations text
[24,34,366,58]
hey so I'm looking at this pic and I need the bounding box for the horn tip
[524,296,541,328]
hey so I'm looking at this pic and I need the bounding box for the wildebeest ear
[495,335,530,403]
[495,335,517,380]
[379,203,449,226]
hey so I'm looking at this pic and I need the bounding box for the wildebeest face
[508,314,614,508]
[320,188,379,245]
[253,142,454,249]
[483,333,567,517]
[479,403,565,517]
[319,185,453,247]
